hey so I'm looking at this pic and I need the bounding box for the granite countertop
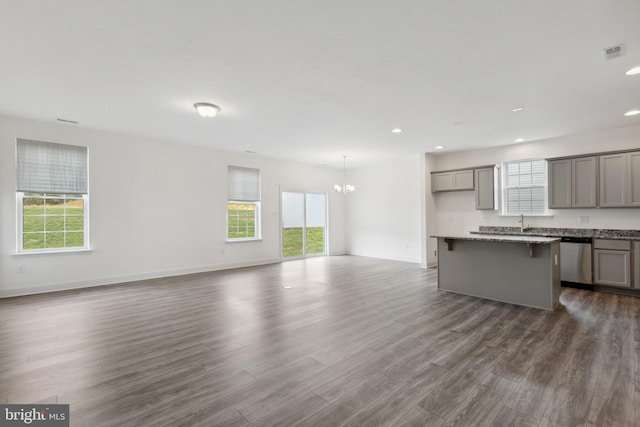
[431,234,560,244]
[473,226,640,240]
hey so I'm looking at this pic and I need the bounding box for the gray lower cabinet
[599,151,640,207]
[432,169,474,192]
[548,156,597,208]
[475,167,495,210]
[593,239,632,288]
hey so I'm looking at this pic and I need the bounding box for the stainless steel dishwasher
[560,237,593,284]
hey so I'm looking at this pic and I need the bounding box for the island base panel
[437,238,560,310]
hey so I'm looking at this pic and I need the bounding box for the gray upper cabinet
[548,156,596,208]
[475,167,495,210]
[548,159,571,208]
[599,151,640,207]
[431,169,474,192]
[629,151,640,206]
[454,170,474,190]
[432,172,455,192]
[572,157,597,207]
[600,153,627,207]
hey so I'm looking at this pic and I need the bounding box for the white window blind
[504,159,546,215]
[17,139,88,194]
[228,166,260,201]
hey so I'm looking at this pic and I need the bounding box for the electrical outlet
[579,216,590,224]
[18,265,26,274]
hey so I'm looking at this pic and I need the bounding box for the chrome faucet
[518,213,526,232]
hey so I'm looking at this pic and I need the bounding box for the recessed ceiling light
[624,110,640,116]
[434,145,444,150]
[512,107,525,112]
[391,128,402,133]
[626,66,640,76]
[514,138,525,143]
[194,102,221,117]
[245,150,256,154]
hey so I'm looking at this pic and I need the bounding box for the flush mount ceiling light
[391,128,402,133]
[434,145,444,150]
[194,102,221,117]
[624,110,640,116]
[334,155,355,194]
[511,107,525,112]
[514,138,526,143]
[626,66,640,76]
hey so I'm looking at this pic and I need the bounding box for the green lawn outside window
[22,195,85,250]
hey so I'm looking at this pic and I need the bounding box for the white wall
[0,115,346,297]
[427,124,640,236]
[7,118,635,297]
[424,154,438,267]
[346,155,423,263]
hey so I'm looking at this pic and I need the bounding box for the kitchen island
[432,234,561,310]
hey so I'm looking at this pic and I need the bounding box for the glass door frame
[279,188,329,260]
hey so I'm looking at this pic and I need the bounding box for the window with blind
[227,166,261,240]
[16,139,89,252]
[503,159,547,215]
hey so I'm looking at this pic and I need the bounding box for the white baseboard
[0,258,282,298]
[346,250,421,265]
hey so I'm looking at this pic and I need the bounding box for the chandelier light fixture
[334,155,355,194]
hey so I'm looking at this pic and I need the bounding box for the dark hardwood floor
[1,255,638,426]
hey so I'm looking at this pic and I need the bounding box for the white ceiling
[1,1,639,168]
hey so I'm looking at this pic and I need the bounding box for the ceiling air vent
[602,43,625,60]
[56,118,79,124]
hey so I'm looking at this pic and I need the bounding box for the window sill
[14,248,94,256]
[226,238,263,243]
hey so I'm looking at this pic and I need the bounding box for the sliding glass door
[281,191,326,258]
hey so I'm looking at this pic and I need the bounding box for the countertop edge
[473,227,640,241]
[431,234,561,244]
